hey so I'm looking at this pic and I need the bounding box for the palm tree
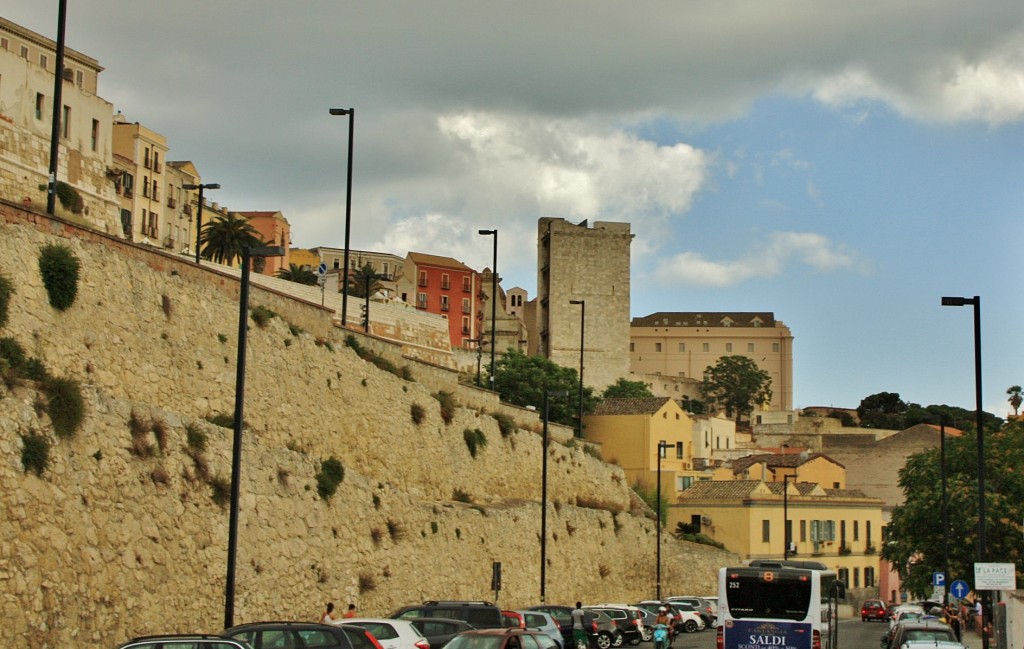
[276,263,319,286]
[1008,385,1022,416]
[348,263,386,299]
[200,212,265,266]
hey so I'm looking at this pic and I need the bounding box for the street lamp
[541,389,569,602]
[329,107,354,327]
[569,299,585,438]
[656,439,673,599]
[941,295,987,649]
[46,0,68,216]
[183,182,220,264]
[478,229,497,390]
[224,244,284,629]
[783,474,795,559]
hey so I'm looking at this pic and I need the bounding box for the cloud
[654,232,859,287]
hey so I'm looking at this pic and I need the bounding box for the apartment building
[398,252,484,350]
[537,218,633,391]
[0,17,117,231]
[630,311,794,411]
[237,211,291,276]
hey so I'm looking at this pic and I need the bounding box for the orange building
[398,252,484,350]
[237,211,291,276]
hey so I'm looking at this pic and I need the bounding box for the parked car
[888,604,925,624]
[408,618,475,649]
[225,621,357,649]
[635,602,703,634]
[342,624,390,649]
[335,618,430,649]
[861,599,889,622]
[117,635,252,649]
[665,597,715,629]
[523,606,616,649]
[584,606,640,646]
[393,601,504,629]
[889,606,928,629]
[591,605,648,643]
[515,610,564,649]
[446,628,559,649]
[881,621,958,649]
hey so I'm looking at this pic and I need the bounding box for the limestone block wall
[0,202,737,648]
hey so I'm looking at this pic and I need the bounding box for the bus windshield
[724,572,812,621]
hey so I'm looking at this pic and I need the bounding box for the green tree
[1008,385,1022,416]
[882,419,1024,597]
[493,349,597,427]
[602,378,654,400]
[699,356,772,424]
[200,212,265,266]
[857,392,909,429]
[276,263,319,286]
[348,263,386,299]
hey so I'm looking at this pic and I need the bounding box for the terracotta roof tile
[592,397,674,416]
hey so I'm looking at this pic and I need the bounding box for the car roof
[460,629,547,637]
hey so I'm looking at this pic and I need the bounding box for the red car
[861,599,888,622]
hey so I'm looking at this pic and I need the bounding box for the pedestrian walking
[571,602,587,649]
[321,602,335,624]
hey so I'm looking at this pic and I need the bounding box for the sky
[7,2,1022,417]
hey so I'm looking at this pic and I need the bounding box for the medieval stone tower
[536,217,633,392]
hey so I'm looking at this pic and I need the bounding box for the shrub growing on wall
[0,273,13,328]
[21,433,50,476]
[44,376,85,439]
[38,244,81,311]
[316,457,345,501]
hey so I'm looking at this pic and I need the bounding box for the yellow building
[289,248,320,271]
[584,397,698,493]
[671,479,885,594]
[630,312,793,411]
[714,452,846,489]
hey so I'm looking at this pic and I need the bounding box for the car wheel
[596,633,613,649]
[612,632,625,648]
[683,621,698,634]
[640,628,653,643]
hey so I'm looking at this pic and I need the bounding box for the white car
[516,610,564,649]
[889,605,926,629]
[334,618,430,649]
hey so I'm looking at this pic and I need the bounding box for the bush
[435,391,456,424]
[410,403,426,425]
[250,305,277,328]
[0,337,27,371]
[21,433,50,476]
[210,477,231,508]
[0,274,13,328]
[463,428,488,458]
[44,375,84,439]
[316,457,345,501]
[185,423,207,453]
[54,181,84,213]
[492,412,516,438]
[38,244,81,311]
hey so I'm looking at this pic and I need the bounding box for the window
[153,151,161,173]
[773,343,780,352]
[678,343,685,352]
[866,521,872,545]
[629,342,634,352]
[462,276,471,292]
[679,476,693,490]
[416,293,427,308]
[0,37,8,50]
[76,69,83,87]
[840,520,846,545]
[461,317,470,335]
[678,372,685,378]
[62,105,70,138]
[702,343,709,352]
[20,45,29,59]
[865,567,875,587]
[853,567,860,588]
[440,295,449,311]
[332,259,340,269]
[35,93,44,120]
[747,343,755,352]
[762,520,770,543]
[462,297,470,314]
[800,520,807,542]
[441,273,450,289]
[39,54,48,69]
[838,568,849,584]
[853,520,859,541]
[725,343,732,352]
[91,119,99,151]
[676,442,683,459]
[418,271,427,287]
[144,147,151,168]
[655,342,662,352]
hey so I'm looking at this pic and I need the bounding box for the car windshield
[905,630,954,642]
[447,636,505,649]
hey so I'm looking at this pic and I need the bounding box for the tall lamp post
[478,229,498,390]
[783,474,795,559]
[46,0,68,216]
[569,299,585,438]
[941,295,987,649]
[540,389,568,602]
[656,439,672,600]
[329,107,355,327]
[183,182,220,263]
[224,244,284,629]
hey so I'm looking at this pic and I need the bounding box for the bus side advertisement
[722,619,813,649]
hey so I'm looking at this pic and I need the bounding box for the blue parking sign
[933,572,946,587]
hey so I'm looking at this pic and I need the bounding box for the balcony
[441,281,451,290]
[418,278,428,287]
[167,197,177,209]
[183,203,192,216]
[440,303,449,312]
[462,305,471,314]
[163,236,175,249]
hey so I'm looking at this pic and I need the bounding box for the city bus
[717,560,845,649]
